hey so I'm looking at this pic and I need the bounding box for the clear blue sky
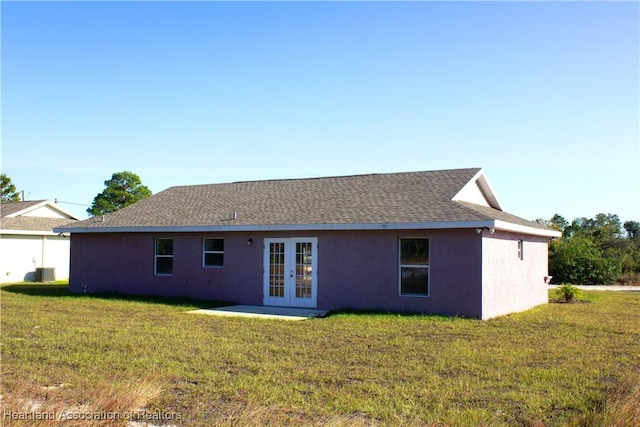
[2,1,638,222]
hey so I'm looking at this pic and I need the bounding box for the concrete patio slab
[187,305,328,320]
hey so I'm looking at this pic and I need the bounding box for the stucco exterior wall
[68,229,485,317]
[0,235,71,283]
[481,231,549,319]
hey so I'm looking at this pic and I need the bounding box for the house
[1,200,79,283]
[54,168,561,319]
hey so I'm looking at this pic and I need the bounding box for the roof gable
[1,200,79,234]
[451,169,502,210]
[2,200,79,220]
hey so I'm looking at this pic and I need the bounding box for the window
[399,238,429,296]
[203,238,224,267]
[155,238,173,275]
[517,240,524,260]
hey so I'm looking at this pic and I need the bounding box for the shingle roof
[1,200,79,233]
[1,216,78,231]
[456,202,550,230]
[1,200,46,217]
[55,168,557,236]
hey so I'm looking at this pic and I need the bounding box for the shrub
[550,237,622,285]
[556,283,580,303]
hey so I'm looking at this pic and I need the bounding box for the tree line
[537,214,640,285]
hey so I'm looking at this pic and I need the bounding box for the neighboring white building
[1,200,79,283]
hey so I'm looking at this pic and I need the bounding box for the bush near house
[539,213,640,285]
[1,283,639,426]
[550,237,621,285]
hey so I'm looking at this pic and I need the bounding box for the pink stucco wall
[68,228,548,318]
[481,231,549,319]
[316,229,482,316]
[69,229,485,317]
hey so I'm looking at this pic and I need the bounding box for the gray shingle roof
[1,200,79,233]
[1,200,47,217]
[455,202,551,230]
[1,216,78,232]
[55,168,557,236]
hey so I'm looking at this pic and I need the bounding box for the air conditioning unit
[35,268,56,282]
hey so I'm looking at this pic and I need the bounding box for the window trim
[154,238,174,276]
[202,238,224,268]
[398,237,430,298]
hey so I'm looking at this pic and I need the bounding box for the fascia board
[54,220,498,234]
[0,229,64,236]
[55,219,560,238]
[475,173,503,211]
[493,220,562,238]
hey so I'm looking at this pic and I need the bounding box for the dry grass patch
[576,374,640,427]
[1,376,166,426]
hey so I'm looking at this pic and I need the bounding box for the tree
[550,214,568,231]
[87,171,152,216]
[1,174,21,202]
[624,221,640,240]
[566,213,625,253]
[550,237,621,285]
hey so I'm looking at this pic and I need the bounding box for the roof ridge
[164,167,483,190]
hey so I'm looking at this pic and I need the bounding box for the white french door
[263,238,318,308]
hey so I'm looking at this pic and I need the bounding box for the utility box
[35,268,56,282]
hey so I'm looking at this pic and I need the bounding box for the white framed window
[203,238,224,267]
[155,238,173,275]
[517,239,524,260]
[399,238,430,297]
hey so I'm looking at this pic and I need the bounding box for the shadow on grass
[3,283,476,320]
[324,308,472,321]
[1,283,232,310]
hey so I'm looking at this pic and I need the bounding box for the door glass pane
[269,242,285,298]
[295,242,312,299]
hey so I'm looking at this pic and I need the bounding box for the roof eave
[1,229,68,236]
[54,219,559,237]
[493,220,562,238]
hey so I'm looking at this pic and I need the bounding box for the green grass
[1,283,639,426]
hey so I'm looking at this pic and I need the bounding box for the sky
[1,1,638,222]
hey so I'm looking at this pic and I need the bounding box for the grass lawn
[1,283,639,426]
